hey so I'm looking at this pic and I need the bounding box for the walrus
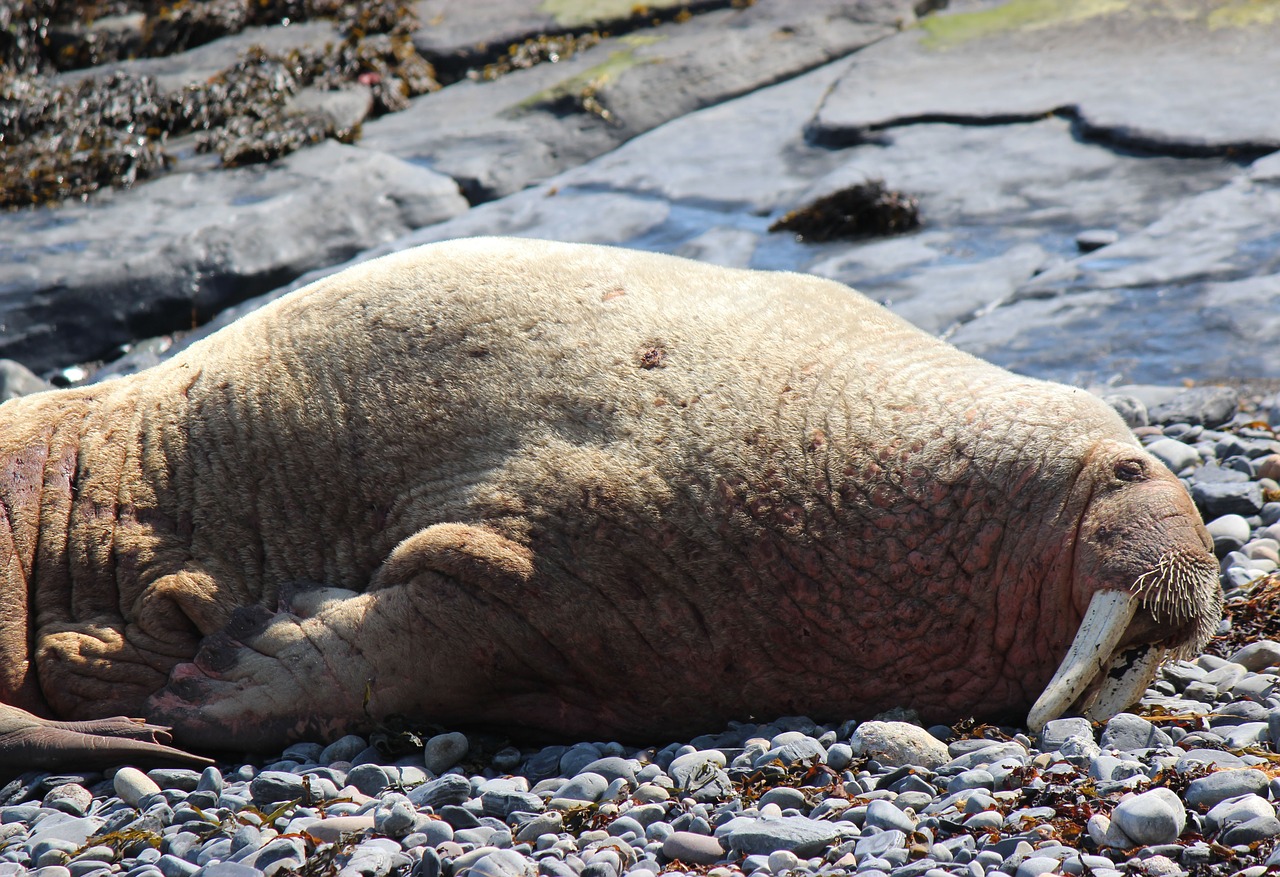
[0,237,1221,768]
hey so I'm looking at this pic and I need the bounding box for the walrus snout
[1027,443,1223,732]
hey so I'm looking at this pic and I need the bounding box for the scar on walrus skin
[0,237,1222,768]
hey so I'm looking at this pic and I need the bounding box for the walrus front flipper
[0,703,212,771]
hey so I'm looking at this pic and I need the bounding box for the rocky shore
[4,2,1280,876]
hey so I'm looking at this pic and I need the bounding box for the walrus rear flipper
[0,703,212,773]
[147,523,575,752]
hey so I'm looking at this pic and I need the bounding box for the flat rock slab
[0,142,466,373]
[363,0,910,201]
[3,0,913,377]
[809,0,1280,156]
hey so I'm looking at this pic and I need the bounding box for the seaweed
[769,179,921,243]
[1,0,438,209]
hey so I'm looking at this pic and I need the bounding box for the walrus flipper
[146,523,567,752]
[0,703,212,772]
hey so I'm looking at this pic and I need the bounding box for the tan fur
[0,238,1221,749]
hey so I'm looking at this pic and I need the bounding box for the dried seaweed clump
[1205,571,1280,658]
[770,179,921,243]
[469,32,603,82]
[1,0,438,209]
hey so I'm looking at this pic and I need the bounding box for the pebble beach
[0,386,1277,877]
[4,2,1280,877]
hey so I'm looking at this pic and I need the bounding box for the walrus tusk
[1026,589,1139,732]
[1081,643,1165,723]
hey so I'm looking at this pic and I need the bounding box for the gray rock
[1100,713,1173,752]
[854,830,907,860]
[1220,816,1280,845]
[1149,387,1239,428]
[249,771,307,805]
[1038,718,1094,752]
[812,0,1280,153]
[407,774,472,809]
[660,832,724,866]
[482,790,544,820]
[112,768,160,808]
[1206,514,1253,555]
[1186,770,1270,809]
[1,142,467,374]
[1192,481,1265,518]
[423,732,470,775]
[577,758,636,785]
[559,744,604,777]
[1102,394,1148,428]
[318,735,368,764]
[345,764,391,797]
[549,773,609,806]
[1205,794,1275,834]
[825,743,854,772]
[457,849,536,877]
[721,816,842,857]
[41,784,92,818]
[1146,439,1201,475]
[0,360,51,401]
[849,722,949,769]
[1110,789,1186,846]
[756,788,808,812]
[864,799,916,833]
[1231,641,1280,672]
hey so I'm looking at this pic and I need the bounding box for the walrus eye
[1114,459,1146,482]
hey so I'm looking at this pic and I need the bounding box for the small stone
[1231,641,1280,672]
[1148,387,1238,428]
[579,758,636,785]
[1102,394,1147,428]
[302,815,376,843]
[374,795,417,838]
[550,773,609,807]
[825,743,853,772]
[424,732,470,775]
[250,771,307,805]
[459,848,536,877]
[343,763,391,797]
[661,832,724,865]
[43,784,91,817]
[407,773,471,809]
[757,788,807,812]
[1186,770,1270,809]
[1038,718,1094,752]
[1146,439,1201,474]
[1221,816,1280,845]
[864,799,916,833]
[849,722,948,769]
[1205,794,1275,835]
[767,850,800,873]
[1100,713,1172,752]
[319,735,368,764]
[721,816,842,857]
[113,768,161,808]
[1192,482,1265,518]
[1206,514,1253,556]
[1111,788,1186,845]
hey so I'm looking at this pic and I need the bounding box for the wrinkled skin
[0,238,1222,766]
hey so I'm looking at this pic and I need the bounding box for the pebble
[1110,789,1186,845]
[423,732,471,774]
[849,722,949,769]
[661,832,724,865]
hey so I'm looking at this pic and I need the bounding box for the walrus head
[1027,439,1223,731]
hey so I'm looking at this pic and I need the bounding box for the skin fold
[0,237,1222,766]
